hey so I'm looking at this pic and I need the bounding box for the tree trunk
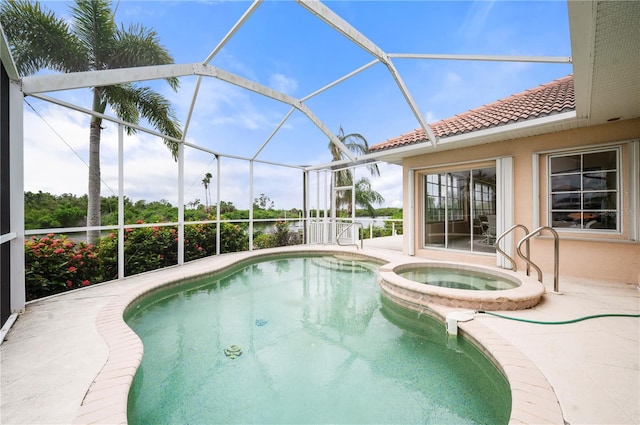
[87,108,103,246]
[87,90,106,244]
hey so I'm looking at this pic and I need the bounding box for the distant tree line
[24,191,400,230]
[22,191,401,301]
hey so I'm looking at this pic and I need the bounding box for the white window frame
[534,140,639,241]
[414,157,513,262]
[547,146,621,234]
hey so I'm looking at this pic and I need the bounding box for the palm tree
[0,0,182,243]
[328,126,381,214]
[353,177,384,216]
[202,172,212,211]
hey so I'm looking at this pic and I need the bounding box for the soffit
[586,1,640,124]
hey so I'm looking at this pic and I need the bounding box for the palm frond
[355,177,384,216]
[0,0,87,74]
[113,23,179,90]
[71,0,117,70]
[105,84,182,159]
[104,84,139,127]
[328,126,380,177]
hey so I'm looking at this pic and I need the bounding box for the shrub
[219,222,249,253]
[24,234,101,300]
[253,232,275,249]
[184,223,215,261]
[25,222,251,300]
[97,225,178,279]
[252,221,301,249]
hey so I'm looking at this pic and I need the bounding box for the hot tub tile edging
[378,261,545,311]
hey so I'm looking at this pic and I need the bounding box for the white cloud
[22,96,321,209]
[214,52,261,83]
[173,78,244,120]
[424,111,438,124]
[268,73,298,96]
[444,71,463,85]
[177,77,291,148]
[24,106,91,196]
[369,163,403,209]
[457,0,495,39]
[181,159,304,210]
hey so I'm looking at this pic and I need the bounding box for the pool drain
[223,344,243,359]
[255,319,268,326]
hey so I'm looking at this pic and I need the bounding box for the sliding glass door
[424,167,496,252]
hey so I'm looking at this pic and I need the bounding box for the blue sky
[22,0,572,210]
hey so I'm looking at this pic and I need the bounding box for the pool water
[126,255,511,424]
[399,266,519,291]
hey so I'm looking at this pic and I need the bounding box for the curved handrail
[337,221,363,249]
[516,226,560,292]
[494,224,530,275]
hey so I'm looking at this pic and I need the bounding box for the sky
[19,0,573,211]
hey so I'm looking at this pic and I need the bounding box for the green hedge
[24,222,250,301]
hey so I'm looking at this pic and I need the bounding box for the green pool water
[126,255,511,424]
[399,266,519,291]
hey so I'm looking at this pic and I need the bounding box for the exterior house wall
[401,117,640,284]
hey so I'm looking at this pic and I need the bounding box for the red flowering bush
[24,234,101,300]
[184,224,211,261]
[25,222,250,300]
[183,222,249,260]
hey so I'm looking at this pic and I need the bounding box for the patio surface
[1,240,638,424]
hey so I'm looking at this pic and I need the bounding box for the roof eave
[372,111,581,164]
[567,1,595,123]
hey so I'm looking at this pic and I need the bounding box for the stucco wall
[401,117,640,284]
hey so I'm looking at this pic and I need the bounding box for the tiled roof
[371,75,575,152]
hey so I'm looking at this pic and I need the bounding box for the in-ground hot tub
[378,261,545,311]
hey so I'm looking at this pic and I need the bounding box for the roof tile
[371,75,575,152]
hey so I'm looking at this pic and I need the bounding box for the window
[423,167,496,252]
[548,148,619,231]
[474,180,495,217]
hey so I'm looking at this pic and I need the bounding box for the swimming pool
[125,254,511,424]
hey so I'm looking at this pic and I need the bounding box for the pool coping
[72,246,563,424]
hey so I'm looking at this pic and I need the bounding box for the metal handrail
[336,221,363,249]
[516,226,560,292]
[494,224,530,275]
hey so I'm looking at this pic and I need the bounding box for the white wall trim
[496,157,514,268]
[407,169,415,256]
[629,140,639,241]
[532,153,540,228]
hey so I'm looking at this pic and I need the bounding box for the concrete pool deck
[1,242,638,424]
